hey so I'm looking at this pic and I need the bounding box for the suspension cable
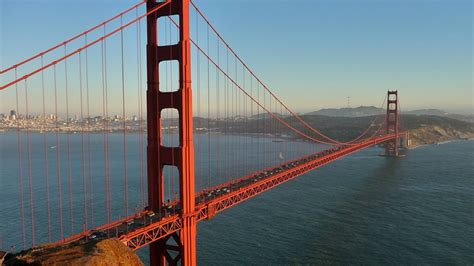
[168,14,381,146]
[0,1,147,75]
[1,1,170,91]
[188,1,380,145]
[41,56,52,242]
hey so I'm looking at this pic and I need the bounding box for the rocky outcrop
[408,124,474,148]
[0,251,7,264]
[3,238,143,265]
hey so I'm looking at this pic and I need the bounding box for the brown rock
[408,125,474,148]
[4,238,143,266]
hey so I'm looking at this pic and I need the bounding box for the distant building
[9,110,17,120]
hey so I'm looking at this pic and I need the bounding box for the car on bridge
[88,230,107,240]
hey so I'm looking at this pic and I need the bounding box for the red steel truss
[119,133,406,251]
[0,0,408,262]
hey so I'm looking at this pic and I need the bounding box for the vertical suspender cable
[120,15,129,218]
[240,66,243,176]
[15,69,26,249]
[242,66,246,175]
[101,26,111,224]
[105,26,111,224]
[225,48,229,182]
[54,65,64,240]
[64,45,74,234]
[250,77,253,172]
[257,82,260,171]
[85,35,94,227]
[25,80,35,246]
[231,50,234,180]
[196,13,202,191]
[136,8,145,209]
[79,51,88,231]
[263,86,266,167]
[216,37,220,184]
[41,56,52,242]
[207,24,211,188]
[274,98,277,162]
[270,92,273,162]
[101,31,107,223]
[232,56,236,179]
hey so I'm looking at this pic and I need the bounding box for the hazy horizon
[2,104,472,119]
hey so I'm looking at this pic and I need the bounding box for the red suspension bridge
[0,0,407,265]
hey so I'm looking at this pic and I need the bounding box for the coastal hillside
[306,106,384,117]
[209,114,474,148]
[3,239,143,265]
[305,106,474,123]
[400,115,474,147]
[1,110,472,148]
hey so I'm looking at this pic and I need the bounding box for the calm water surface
[1,133,472,264]
[147,140,472,265]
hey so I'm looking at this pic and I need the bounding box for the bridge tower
[385,90,399,156]
[146,0,196,265]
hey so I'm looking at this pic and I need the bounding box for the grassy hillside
[206,114,474,147]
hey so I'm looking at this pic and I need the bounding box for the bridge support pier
[385,90,400,157]
[150,233,183,265]
[147,0,196,265]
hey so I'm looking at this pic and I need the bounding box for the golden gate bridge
[0,0,406,265]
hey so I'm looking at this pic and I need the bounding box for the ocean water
[1,132,473,265]
[191,140,474,265]
[0,132,323,249]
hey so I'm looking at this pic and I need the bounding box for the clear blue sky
[1,0,472,114]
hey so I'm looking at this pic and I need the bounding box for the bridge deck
[57,133,404,250]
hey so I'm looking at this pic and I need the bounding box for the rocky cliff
[398,114,474,148]
[210,114,474,148]
[3,238,143,265]
[407,124,474,148]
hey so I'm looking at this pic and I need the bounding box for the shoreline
[407,137,473,149]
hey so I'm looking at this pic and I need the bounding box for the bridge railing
[0,0,394,252]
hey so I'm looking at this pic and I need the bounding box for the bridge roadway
[58,133,404,250]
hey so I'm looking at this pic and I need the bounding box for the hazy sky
[1,0,472,115]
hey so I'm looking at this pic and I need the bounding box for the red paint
[147,0,196,264]
[119,133,405,250]
[386,91,400,156]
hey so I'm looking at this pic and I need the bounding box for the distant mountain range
[306,106,474,123]
[208,112,474,148]
[403,109,448,116]
[249,113,286,119]
[306,106,384,117]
